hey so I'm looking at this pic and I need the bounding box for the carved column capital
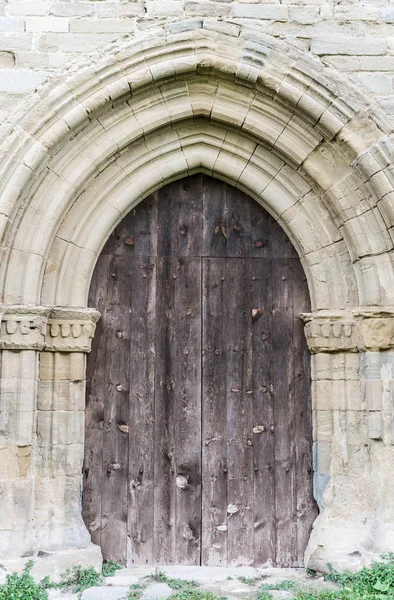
[0,306,50,350]
[45,308,100,352]
[301,311,357,353]
[301,307,394,353]
[0,306,100,352]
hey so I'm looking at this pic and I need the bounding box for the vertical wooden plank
[202,176,227,258]
[251,258,276,566]
[157,181,180,257]
[100,255,131,564]
[272,258,297,567]
[153,257,177,564]
[174,257,202,565]
[292,259,317,566]
[99,193,157,258]
[225,186,251,258]
[226,257,254,567]
[201,258,228,566]
[178,175,203,257]
[271,220,299,259]
[250,201,272,259]
[83,255,109,549]
[127,257,156,565]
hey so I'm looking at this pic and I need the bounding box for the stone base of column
[0,543,102,582]
[305,513,394,573]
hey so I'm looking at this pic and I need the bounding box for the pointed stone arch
[1,24,394,573]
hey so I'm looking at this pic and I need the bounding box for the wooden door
[82,175,317,568]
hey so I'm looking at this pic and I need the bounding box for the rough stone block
[119,4,145,17]
[70,18,136,33]
[368,411,383,440]
[146,1,184,17]
[316,410,333,442]
[37,443,83,477]
[82,588,129,600]
[0,18,24,32]
[95,3,118,18]
[37,33,61,52]
[311,36,387,55]
[232,3,288,19]
[289,6,319,23]
[380,7,394,22]
[355,73,393,94]
[60,33,119,52]
[50,2,95,17]
[25,17,69,33]
[0,33,32,52]
[6,1,47,16]
[37,410,84,445]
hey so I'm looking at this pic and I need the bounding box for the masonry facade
[1,0,394,575]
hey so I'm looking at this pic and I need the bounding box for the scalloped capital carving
[302,308,394,353]
[0,306,100,352]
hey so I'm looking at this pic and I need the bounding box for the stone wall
[1,0,394,576]
[1,0,394,126]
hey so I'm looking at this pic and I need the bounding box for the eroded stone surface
[0,5,394,577]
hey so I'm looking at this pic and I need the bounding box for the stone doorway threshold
[70,565,335,600]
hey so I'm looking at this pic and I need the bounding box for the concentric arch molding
[302,308,394,353]
[0,305,100,352]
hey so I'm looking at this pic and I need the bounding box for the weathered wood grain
[174,257,202,565]
[83,255,109,550]
[272,259,297,567]
[127,257,156,565]
[251,258,276,566]
[154,257,177,564]
[100,255,131,564]
[292,259,317,565]
[226,257,254,566]
[85,174,316,568]
[201,258,228,566]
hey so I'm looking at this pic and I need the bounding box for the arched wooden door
[82,175,317,568]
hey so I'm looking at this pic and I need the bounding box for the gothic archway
[0,25,393,573]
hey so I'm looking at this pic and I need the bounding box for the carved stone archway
[1,23,394,574]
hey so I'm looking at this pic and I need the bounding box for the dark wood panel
[251,258,276,566]
[225,187,252,257]
[178,177,203,257]
[202,177,227,258]
[272,259,297,567]
[83,255,109,549]
[153,257,177,564]
[100,194,159,257]
[174,257,202,565]
[85,174,316,569]
[226,258,254,566]
[127,257,156,565]
[201,258,228,566]
[100,255,131,564]
[292,259,317,565]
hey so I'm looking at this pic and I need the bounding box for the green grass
[102,561,123,578]
[171,591,221,600]
[4,554,394,600]
[150,572,199,591]
[53,565,103,594]
[238,577,263,586]
[127,582,148,600]
[253,554,394,600]
[0,561,48,600]
[258,580,297,593]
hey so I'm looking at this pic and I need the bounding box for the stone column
[0,305,101,572]
[0,307,49,558]
[303,309,394,572]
